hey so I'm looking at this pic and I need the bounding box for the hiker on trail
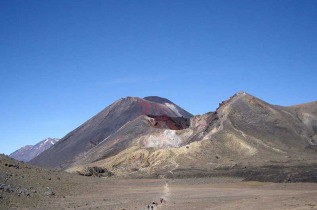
[147,204,150,209]
[160,198,163,204]
[151,205,154,210]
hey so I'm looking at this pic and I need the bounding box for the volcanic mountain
[30,92,317,181]
[64,92,316,181]
[30,96,192,168]
[9,138,59,162]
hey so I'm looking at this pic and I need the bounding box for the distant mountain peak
[9,138,59,162]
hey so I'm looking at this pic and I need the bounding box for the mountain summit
[143,96,192,118]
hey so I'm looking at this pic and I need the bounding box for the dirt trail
[163,182,170,199]
[168,153,180,175]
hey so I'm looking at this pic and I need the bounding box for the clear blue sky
[1,0,316,155]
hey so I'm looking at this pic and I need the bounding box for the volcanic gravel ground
[1,154,317,209]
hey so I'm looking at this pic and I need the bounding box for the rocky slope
[30,96,192,168]
[9,138,59,162]
[0,154,93,209]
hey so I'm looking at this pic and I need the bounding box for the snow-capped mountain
[9,138,59,162]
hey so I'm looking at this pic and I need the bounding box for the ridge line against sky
[1,0,316,155]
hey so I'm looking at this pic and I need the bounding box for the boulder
[44,187,55,196]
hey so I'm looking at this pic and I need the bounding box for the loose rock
[17,188,30,196]
[44,187,55,196]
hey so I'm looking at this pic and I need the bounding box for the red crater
[147,114,189,130]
